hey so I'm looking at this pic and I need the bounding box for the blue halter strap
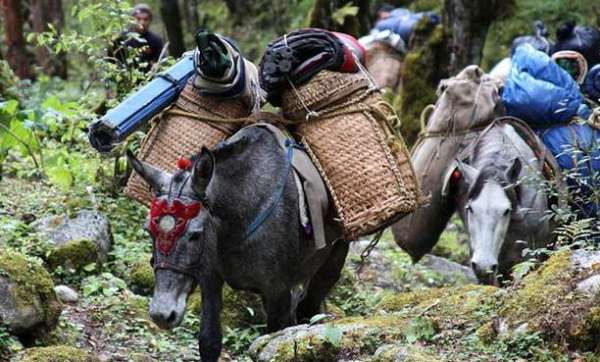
[242,138,299,240]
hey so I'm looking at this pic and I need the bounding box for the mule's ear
[457,161,480,185]
[442,161,459,198]
[126,150,170,192]
[191,147,214,196]
[442,160,479,197]
[506,157,522,184]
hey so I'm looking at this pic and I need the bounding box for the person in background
[376,4,395,21]
[111,3,165,74]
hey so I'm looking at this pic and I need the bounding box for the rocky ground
[1,176,599,362]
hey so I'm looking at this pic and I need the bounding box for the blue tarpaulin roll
[89,54,195,152]
[537,122,600,217]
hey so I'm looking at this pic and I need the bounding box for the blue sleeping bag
[374,9,440,43]
[583,64,600,103]
[537,123,600,217]
[502,44,583,127]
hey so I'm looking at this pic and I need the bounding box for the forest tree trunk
[182,0,199,34]
[29,0,67,78]
[309,0,371,37]
[1,0,31,79]
[443,0,514,75]
[49,0,67,78]
[160,0,185,57]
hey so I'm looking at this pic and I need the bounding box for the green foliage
[32,0,149,97]
[482,0,600,69]
[81,272,128,297]
[222,325,263,355]
[332,3,360,26]
[404,316,437,343]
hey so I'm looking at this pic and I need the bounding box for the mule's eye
[465,205,472,213]
[189,231,202,240]
[503,209,512,216]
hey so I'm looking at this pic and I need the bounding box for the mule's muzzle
[471,261,498,285]
[149,292,187,330]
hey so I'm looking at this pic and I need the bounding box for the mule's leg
[262,289,293,332]
[296,241,349,322]
[198,274,224,362]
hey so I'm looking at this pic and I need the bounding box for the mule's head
[128,149,215,329]
[443,158,522,284]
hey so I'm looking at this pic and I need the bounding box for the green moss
[17,345,99,362]
[0,250,61,334]
[475,321,497,345]
[569,306,600,352]
[373,345,444,362]
[500,251,572,324]
[46,239,98,271]
[128,255,154,296]
[271,335,340,362]
[379,288,445,312]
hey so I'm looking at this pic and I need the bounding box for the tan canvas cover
[425,65,504,134]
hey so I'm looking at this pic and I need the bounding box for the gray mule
[442,122,554,284]
[128,125,347,362]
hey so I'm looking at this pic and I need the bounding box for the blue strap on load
[583,64,600,103]
[502,44,583,127]
[537,123,600,217]
[88,54,195,153]
[374,8,440,43]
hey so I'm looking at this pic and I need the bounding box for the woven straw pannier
[281,70,422,240]
[125,79,249,204]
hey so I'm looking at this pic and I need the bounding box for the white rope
[286,75,319,121]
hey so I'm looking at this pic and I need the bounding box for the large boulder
[33,210,112,269]
[0,250,62,340]
[15,345,100,362]
[250,250,600,361]
[419,254,477,284]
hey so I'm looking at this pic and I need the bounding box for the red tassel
[177,157,192,170]
[451,170,462,182]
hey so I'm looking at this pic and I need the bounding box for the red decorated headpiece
[149,197,202,255]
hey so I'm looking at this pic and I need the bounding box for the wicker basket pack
[282,70,422,240]
[125,79,248,204]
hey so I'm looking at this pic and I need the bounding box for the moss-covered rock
[46,239,99,271]
[128,255,154,296]
[252,251,600,360]
[372,344,444,362]
[33,211,112,269]
[188,285,263,328]
[16,345,100,362]
[0,250,62,341]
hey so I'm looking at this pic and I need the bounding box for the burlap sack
[425,65,504,134]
